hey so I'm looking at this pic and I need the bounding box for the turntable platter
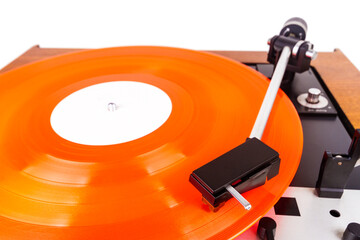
[0,46,302,239]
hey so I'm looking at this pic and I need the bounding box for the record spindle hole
[107,102,118,112]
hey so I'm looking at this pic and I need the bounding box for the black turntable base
[252,63,360,190]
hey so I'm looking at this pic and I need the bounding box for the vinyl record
[0,46,302,239]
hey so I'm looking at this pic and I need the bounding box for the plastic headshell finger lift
[189,17,317,211]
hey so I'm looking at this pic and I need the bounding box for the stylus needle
[226,185,252,210]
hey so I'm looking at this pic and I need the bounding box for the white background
[0,0,359,70]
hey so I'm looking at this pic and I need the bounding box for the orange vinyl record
[0,46,302,239]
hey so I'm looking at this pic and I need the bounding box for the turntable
[0,18,359,240]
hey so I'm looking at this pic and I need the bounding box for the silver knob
[306,88,321,104]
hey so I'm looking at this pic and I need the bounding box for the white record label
[50,81,172,146]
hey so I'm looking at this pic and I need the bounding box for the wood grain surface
[1,45,359,129]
